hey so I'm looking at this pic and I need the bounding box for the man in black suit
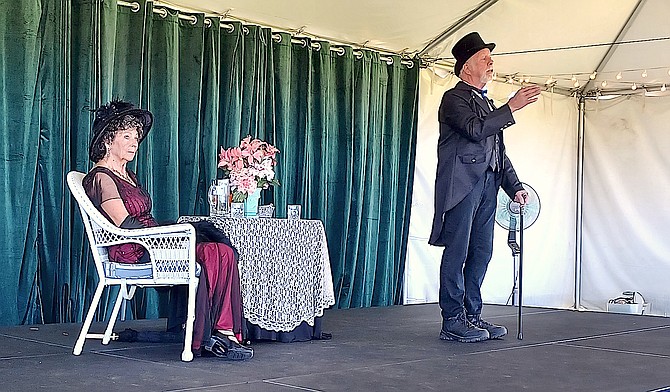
[430,32,541,342]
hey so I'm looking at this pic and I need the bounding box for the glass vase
[244,188,262,217]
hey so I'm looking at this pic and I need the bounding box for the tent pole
[574,96,586,310]
[418,0,500,58]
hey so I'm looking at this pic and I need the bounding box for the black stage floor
[1,304,669,391]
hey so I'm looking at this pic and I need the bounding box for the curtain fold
[0,1,419,326]
[0,1,38,325]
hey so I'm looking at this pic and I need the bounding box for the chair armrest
[93,223,196,247]
[111,223,196,238]
[95,223,198,281]
[106,222,194,237]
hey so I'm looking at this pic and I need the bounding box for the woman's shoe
[207,332,254,360]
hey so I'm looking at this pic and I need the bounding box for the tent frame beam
[580,0,646,95]
[418,0,500,58]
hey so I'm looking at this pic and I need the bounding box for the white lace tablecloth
[178,216,335,332]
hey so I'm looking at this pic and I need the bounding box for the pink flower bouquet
[218,136,280,202]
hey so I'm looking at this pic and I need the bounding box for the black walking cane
[497,182,540,341]
[517,206,524,340]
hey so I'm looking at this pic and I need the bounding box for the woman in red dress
[82,100,252,360]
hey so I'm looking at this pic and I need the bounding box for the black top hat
[452,32,496,77]
[88,100,153,162]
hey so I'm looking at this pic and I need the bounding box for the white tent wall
[581,95,670,317]
[149,0,670,315]
[404,68,578,309]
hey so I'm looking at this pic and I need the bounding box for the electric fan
[495,182,541,340]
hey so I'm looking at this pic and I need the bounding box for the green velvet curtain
[0,0,418,326]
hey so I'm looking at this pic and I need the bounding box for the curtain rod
[116,1,414,68]
[279,36,413,68]
[118,0,202,25]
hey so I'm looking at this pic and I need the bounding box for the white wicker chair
[67,171,198,361]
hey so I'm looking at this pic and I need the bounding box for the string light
[486,67,670,94]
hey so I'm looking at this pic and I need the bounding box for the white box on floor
[606,302,646,315]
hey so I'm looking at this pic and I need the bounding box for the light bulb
[662,84,667,92]
[546,76,554,85]
[601,80,608,88]
[524,76,530,83]
[590,72,597,80]
[616,72,622,80]
[631,83,637,90]
[573,80,580,88]
[641,70,648,78]
[571,74,577,81]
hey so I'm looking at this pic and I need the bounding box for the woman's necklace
[101,164,134,185]
[98,158,135,185]
[110,167,132,183]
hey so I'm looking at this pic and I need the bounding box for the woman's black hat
[452,32,496,77]
[88,100,153,162]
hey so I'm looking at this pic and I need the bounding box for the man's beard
[480,70,493,84]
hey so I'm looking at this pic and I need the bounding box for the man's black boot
[440,312,489,343]
[467,314,507,339]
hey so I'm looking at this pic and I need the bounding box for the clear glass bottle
[216,179,230,217]
[208,180,219,217]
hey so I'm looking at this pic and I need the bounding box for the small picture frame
[258,204,275,218]
[230,202,245,218]
[287,204,301,220]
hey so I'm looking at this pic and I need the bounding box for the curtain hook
[380,56,394,66]
[117,0,140,12]
[154,8,168,19]
[221,22,235,33]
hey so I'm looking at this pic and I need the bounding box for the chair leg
[181,278,198,362]
[120,298,127,322]
[103,283,136,344]
[73,283,105,355]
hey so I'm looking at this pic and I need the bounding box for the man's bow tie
[472,87,487,98]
